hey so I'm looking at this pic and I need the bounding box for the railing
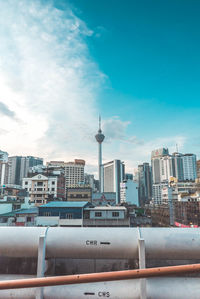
[1,263,200,290]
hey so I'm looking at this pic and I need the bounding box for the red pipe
[0,263,200,290]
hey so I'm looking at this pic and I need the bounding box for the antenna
[176,143,179,153]
[99,115,101,130]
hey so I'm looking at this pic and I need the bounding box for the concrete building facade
[22,173,65,206]
[182,154,197,181]
[102,159,125,204]
[83,206,129,227]
[66,186,92,202]
[47,159,85,189]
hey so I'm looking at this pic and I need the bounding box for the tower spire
[95,116,105,192]
[99,115,101,132]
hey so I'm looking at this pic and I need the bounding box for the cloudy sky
[0,0,200,176]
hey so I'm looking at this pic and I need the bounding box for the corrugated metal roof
[40,201,90,208]
[0,207,38,217]
[15,207,38,214]
[85,206,126,211]
[0,209,21,217]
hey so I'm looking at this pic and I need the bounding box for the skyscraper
[0,150,8,162]
[172,152,184,181]
[95,116,105,192]
[102,159,125,204]
[182,154,197,181]
[8,156,43,185]
[138,163,152,206]
[0,150,9,186]
[151,148,169,204]
[151,148,169,184]
[47,159,85,189]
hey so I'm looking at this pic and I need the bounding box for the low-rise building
[92,192,116,206]
[83,206,130,227]
[0,207,38,226]
[0,187,33,214]
[22,173,65,206]
[66,186,92,202]
[36,201,92,227]
[15,207,38,226]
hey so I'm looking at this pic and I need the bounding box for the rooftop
[40,201,91,208]
[0,207,38,217]
[85,206,126,211]
[15,207,38,214]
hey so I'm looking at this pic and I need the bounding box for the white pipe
[0,227,200,259]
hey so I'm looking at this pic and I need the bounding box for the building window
[66,213,73,219]
[51,188,55,191]
[52,181,55,185]
[95,212,102,217]
[37,188,43,191]
[25,181,28,185]
[27,216,32,222]
[44,212,51,216]
[37,182,43,186]
[112,212,119,217]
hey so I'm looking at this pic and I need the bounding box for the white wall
[120,180,139,206]
[89,209,125,219]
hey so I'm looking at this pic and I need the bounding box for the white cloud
[102,116,143,145]
[0,0,104,161]
[0,0,189,178]
[116,135,187,174]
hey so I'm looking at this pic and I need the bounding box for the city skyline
[0,0,200,175]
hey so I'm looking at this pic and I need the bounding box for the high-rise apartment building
[0,150,9,186]
[102,159,125,204]
[160,155,175,182]
[8,156,43,185]
[151,148,169,184]
[151,148,169,204]
[182,154,197,181]
[47,159,85,189]
[172,152,184,181]
[0,150,8,162]
[138,163,152,206]
[151,148,197,205]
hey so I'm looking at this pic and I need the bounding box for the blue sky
[69,0,200,161]
[0,0,200,175]
[71,1,200,125]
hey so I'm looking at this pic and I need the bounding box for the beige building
[22,174,58,206]
[47,159,85,189]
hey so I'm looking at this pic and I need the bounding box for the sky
[0,0,200,176]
